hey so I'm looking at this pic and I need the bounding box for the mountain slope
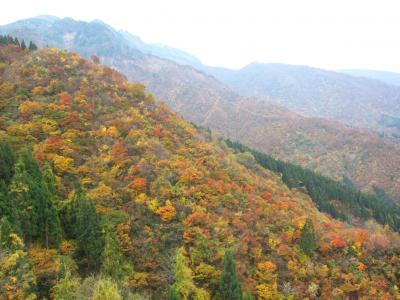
[1,41,400,300]
[340,69,400,86]
[192,97,400,203]
[0,16,201,66]
[119,30,202,67]
[2,17,400,204]
[0,16,143,59]
[203,63,400,136]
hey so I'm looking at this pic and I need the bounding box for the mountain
[8,16,399,138]
[201,63,400,137]
[1,40,400,300]
[119,30,202,67]
[0,16,201,66]
[2,16,400,204]
[340,69,400,87]
[0,16,144,59]
[0,16,239,115]
[194,97,400,203]
[99,57,400,202]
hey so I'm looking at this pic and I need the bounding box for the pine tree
[0,217,19,250]
[0,142,22,238]
[219,250,242,300]
[42,163,58,200]
[0,141,15,186]
[300,218,317,257]
[0,181,11,218]
[167,289,182,300]
[74,189,104,271]
[13,37,20,47]
[10,149,62,247]
[20,39,26,50]
[41,184,63,248]
[0,182,22,240]
[6,36,14,45]
[28,41,38,51]
[18,149,42,178]
[10,155,39,243]
[102,229,127,280]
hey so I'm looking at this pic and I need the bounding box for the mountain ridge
[340,69,400,86]
[200,62,400,137]
[2,16,400,203]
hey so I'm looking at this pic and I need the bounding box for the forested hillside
[2,17,400,204]
[225,139,400,231]
[1,43,400,299]
[206,98,400,204]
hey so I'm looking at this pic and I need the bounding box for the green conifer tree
[10,149,62,248]
[0,142,15,186]
[0,181,11,219]
[219,250,242,300]
[0,143,22,237]
[42,163,58,200]
[74,190,104,271]
[102,228,128,280]
[20,39,26,50]
[300,218,317,257]
[28,41,38,51]
[0,182,22,241]
[7,36,14,45]
[167,289,182,300]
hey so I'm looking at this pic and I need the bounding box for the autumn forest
[0,32,400,300]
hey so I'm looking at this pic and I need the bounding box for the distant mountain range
[339,69,400,86]
[197,63,400,137]
[2,16,400,202]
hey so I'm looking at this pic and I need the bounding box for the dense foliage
[226,139,400,231]
[0,43,399,299]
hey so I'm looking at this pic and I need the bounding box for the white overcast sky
[1,0,400,71]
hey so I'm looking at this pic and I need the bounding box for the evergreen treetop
[300,218,317,257]
[74,189,105,271]
[219,250,242,300]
